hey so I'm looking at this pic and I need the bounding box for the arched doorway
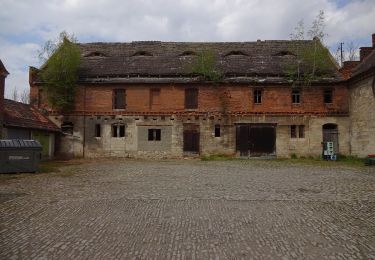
[322,124,339,154]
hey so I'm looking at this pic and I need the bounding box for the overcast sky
[0,0,374,99]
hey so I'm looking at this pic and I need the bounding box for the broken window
[148,129,161,141]
[95,124,101,138]
[112,124,125,137]
[185,88,198,109]
[292,89,301,104]
[61,122,73,135]
[150,89,161,107]
[324,89,333,104]
[214,125,221,137]
[291,125,305,138]
[113,89,126,109]
[254,89,262,104]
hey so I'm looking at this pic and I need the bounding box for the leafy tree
[191,49,223,82]
[285,10,334,85]
[38,31,81,112]
[190,49,229,112]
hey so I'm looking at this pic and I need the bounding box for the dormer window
[83,51,107,58]
[224,51,248,57]
[272,51,296,57]
[179,51,197,56]
[132,51,153,57]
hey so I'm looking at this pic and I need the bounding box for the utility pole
[340,42,344,66]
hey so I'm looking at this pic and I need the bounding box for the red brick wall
[33,83,348,115]
[33,83,350,115]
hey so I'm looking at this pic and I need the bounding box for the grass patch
[277,154,366,168]
[201,154,235,161]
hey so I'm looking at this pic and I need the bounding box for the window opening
[324,89,333,104]
[185,88,198,109]
[254,89,262,104]
[148,129,161,141]
[113,89,126,109]
[112,124,125,137]
[292,89,301,104]
[95,124,101,137]
[215,125,221,137]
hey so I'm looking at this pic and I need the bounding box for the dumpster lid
[0,139,42,149]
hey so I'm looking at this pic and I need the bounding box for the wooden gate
[236,124,276,156]
[183,124,200,153]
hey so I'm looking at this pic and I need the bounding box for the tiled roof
[3,99,60,132]
[0,59,9,76]
[352,49,375,77]
[75,40,341,81]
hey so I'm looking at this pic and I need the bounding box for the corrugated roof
[0,139,42,149]
[3,99,60,132]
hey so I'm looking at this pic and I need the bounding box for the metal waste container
[0,140,42,173]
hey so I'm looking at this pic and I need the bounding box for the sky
[0,0,374,100]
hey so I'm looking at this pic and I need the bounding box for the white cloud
[0,0,374,99]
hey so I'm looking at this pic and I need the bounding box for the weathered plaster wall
[349,76,375,157]
[51,114,350,159]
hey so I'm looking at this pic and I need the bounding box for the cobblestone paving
[0,159,374,259]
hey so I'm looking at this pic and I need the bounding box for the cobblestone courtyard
[0,159,374,259]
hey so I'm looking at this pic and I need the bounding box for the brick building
[30,40,350,158]
[0,59,59,159]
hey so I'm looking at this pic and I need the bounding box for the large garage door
[236,124,276,156]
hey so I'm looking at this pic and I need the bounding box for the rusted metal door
[183,124,200,153]
[236,124,276,156]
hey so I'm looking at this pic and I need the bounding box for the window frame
[112,123,126,138]
[253,89,262,104]
[290,125,305,139]
[185,88,198,109]
[292,89,301,104]
[323,89,333,104]
[113,89,126,110]
[148,129,161,141]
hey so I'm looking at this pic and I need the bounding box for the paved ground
[0,159,374,260]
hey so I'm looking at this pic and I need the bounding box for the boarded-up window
[150,89,161,107]
[254,89,262,104]
[292,89,301,104]
[113,89,126,109]
[148,129,161,141]
[112,124,125,137]
[185,88,198,109]
[298,125,305,138]
[324,89,333,104]
[290,125,297,138]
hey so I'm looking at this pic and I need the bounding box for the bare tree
[346,41,359,61]
[11,87,18,101]
[20,89,30,104]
